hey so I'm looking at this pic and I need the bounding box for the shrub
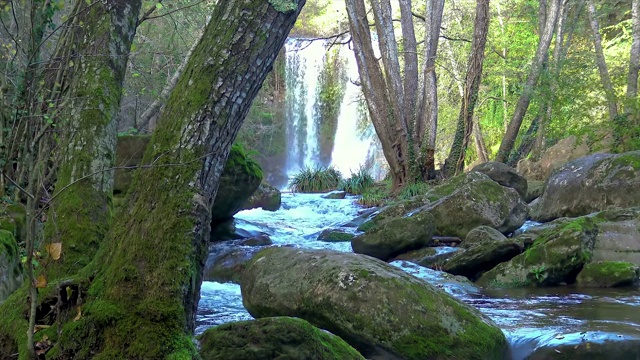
[339,167,375,195]
[289,166,342,193]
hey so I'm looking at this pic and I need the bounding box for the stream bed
[196,193,640,359]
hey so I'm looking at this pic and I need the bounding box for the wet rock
[591,207,640,265]
[198,317,364,360]
[242,182,281,211]
[0,230,22,303]
[241,247,507,360]
[422,172,529,238]
[351,210,435,261]
[531,151,640,222]
[471,161,528,199]
[321,191,347,200]
[463,226,508,248]
[576,261,640,287]
[390,260,480,297]
[237,234,272,247]
[317,229,355,242]
[443,238,524,279]
[525,332,640,360]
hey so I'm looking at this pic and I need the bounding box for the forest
[0,0,639,359]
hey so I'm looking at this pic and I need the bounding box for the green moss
[577,261,639,287]
[0,230,18,258]
[227,143,264,181]
[610,152,640,170]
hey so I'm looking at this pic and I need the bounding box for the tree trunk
[495,0,561,163]
[0,0,303,358]
[627,0,640,116]
[42,0,142,281]
[417,0,445,179]
[587,0,619,122]
[473,120,489,162]
[444,0,490,176]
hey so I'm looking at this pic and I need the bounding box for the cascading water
[284,38,384,179]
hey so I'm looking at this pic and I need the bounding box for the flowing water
[196,194,640,359]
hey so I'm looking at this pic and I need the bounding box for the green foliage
[289,166,342,193]
[340,167,374,195]
[228,143,264,181]
[356,180,392,207]
[398,182,430,200]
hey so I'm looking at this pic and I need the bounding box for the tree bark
[587,0,619,122]
[495,0,561,163]
[444,0,490,176]
[627,0,640,104]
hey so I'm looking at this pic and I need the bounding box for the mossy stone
[576,261,640,287]
[198,316,364,360]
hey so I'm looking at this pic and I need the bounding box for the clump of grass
[289,166,342,193]
[340,167,375,195]
[398,181,430,200]
[357,179,392,207]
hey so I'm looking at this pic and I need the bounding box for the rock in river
[241,247,507,360]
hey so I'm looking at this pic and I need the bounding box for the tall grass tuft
[340,167,375,195]
[289,166,342,193]
[398,181,430,200]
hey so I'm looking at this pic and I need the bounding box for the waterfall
[284,38,386,180]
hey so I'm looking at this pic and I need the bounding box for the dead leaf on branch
[35,275,47,288]
[47,243,62,260]
[74,306,82,321]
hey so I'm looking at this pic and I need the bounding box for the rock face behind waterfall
[241,247,507,360]
[531,151,640,222]
[198,317,364,360]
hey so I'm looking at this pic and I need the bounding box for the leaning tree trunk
[444,0,490,176]
[628,0,640,101]
[48,1,302,358]
[495,0,560,163]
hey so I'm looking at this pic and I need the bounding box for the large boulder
[198,317,364,360]
[204,246,267,284]
[242,181,281,211]
[351,211,435,261]
[423,172,529,238]
[0,230,22,303]
[463,226,508,248]
[211,144,263,223]
[531,151,640,222]
[241,247,508,360]
[576,261,639,287]
[357,198,426,232]
[477,216,599,288]
[114,135,151,195]
[471,161,528,199]
[590,208,640,265]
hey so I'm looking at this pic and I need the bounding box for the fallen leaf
[35,275,47,288]
[74,306,82,321]
[48,243,62,260]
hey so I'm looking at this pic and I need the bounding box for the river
[196,192,640,359]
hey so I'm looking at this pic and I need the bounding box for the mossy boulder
[576,261,639,287]
[477,217,599,288]
[443,238,524,279]
[357,198,426,232]
[351,210,436,261]
[212,144,264,223]
[463,226,508,248]
[590,207,640,265]
[0,230,23,303]
[423,172,529,238]
[198,316,364,360]
[532,151,640,222]
[242,181,281,211]
[114,135,152,195]
[241,247,508,360]
[317,229,355,242]
[471,161,528,199]
[0,203,26,242]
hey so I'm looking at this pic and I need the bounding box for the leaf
[68,60,74,68]
[74,306,82,321]
[35,275,47,288]
[155,2,163,10]
[34,324,51,333]
[48,243,62,260]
